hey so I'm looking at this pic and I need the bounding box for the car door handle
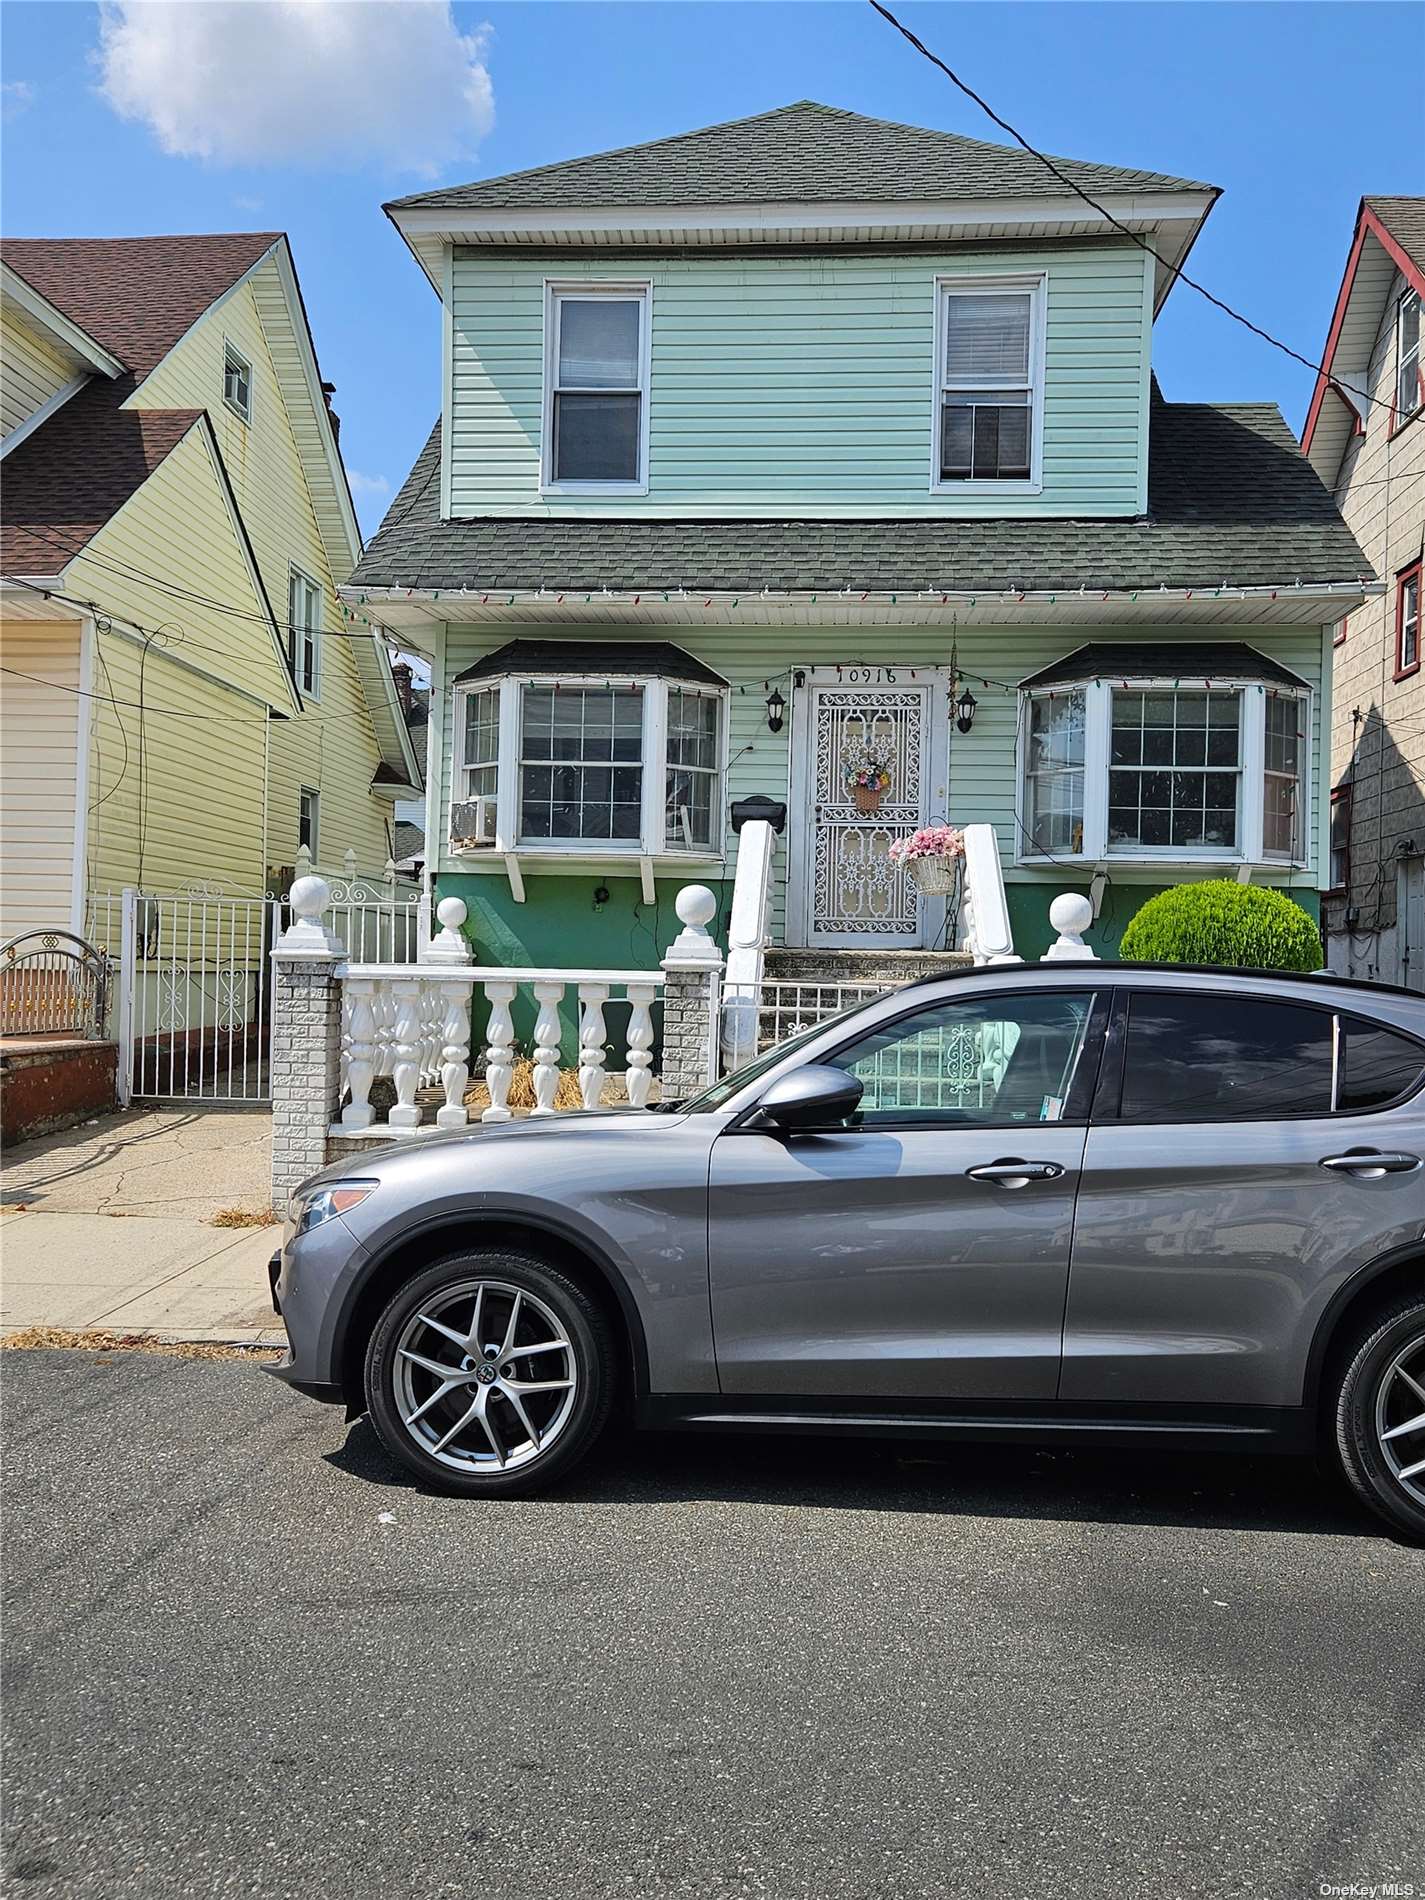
[1319,1151,1422,1177]
[966,1158,1065,1187]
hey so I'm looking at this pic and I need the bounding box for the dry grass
[464,1056,585,1113]
[1,1326,280,1361]
[209,1207,276,1229]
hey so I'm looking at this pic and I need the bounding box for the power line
[866,0,1387,411]
[0,661,357,726]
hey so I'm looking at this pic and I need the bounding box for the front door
[708,985,1107,1399]
[790,673,943,949]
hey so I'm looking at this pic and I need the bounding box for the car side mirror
[744,1064,864,1134]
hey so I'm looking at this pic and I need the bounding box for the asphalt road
[3,1349,1423,1900]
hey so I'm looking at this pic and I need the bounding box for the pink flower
[887,824,965,864]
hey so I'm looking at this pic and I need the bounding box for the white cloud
[95,2,494,174]
[347,469,391,499]
[2,80,34,121]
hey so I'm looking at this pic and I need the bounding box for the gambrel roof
[389,101,1212,213]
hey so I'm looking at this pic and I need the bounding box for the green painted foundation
[1006,880,1321,960]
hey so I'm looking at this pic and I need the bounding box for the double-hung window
[936,279,1042,486]
[1397,288,1421,424]
[287,569,322,697]
[664,688,720,849]
[1109,688,1242,854]
[459,688,500,801]
[223,343,252,423]
[1329,785,1352,894]
[1017,649,1310,867]
[519,684,645,843]
[1397,562,1421,677]
[545,284,649,489]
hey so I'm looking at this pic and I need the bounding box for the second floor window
[288,569,322,697]
[1399,562,1422,676]
[545,285,648,488]
[223,343,252,422]
[1398,288,1421,423]
[936,280,1041,486]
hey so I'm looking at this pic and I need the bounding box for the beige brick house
[1306,198,1425,985]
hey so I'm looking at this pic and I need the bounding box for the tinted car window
[1119,992,1333,1122]
[1338,1016,1425,1112]
[829,992,1099,1127]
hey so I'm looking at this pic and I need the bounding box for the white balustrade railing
[337,966,665,1134]
[331,896,667,1137]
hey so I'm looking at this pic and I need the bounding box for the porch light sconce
[955,686,978,734]
[765,686,786,734]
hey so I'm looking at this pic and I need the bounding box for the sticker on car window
[1041,1095,1062,1122]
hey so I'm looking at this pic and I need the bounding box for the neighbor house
[0,232,422,942]
[349,102,1372,983]
[1303,198,1424,987]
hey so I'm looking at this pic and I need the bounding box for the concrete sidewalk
[1,1106,283,1344]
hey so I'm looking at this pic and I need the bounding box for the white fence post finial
[274,875,344,959]
[425,895,472,966]
[1042,892,1097,961]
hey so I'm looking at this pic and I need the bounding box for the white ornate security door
[789,672,943,949]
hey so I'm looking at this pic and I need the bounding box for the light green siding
[448,243,1152,519]
[435,622,1325,969]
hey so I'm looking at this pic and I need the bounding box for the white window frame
[223,341,252,424]
[663,683,724,852]
[1014,674,1312,869]
[287,567,323,699]
[450,674,728,861]
[1397,286,1421,423]
[541,281,652,496]
[932,274,1046,496]
[298,786,320,861]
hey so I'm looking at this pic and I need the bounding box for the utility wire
[866,0,1387,410]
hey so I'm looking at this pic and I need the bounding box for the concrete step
[763,947,973,986]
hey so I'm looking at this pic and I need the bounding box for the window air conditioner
[450,796,496,850]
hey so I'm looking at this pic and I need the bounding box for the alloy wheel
[1374,1328,1425,1511]
[391,1278,578,1474]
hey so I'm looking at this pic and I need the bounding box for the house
[0,233,422,944]
[347,101,1372,984]
[1303,198,1425,987]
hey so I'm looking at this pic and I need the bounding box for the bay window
[1017,646,1311,867]
[449,642,727,861]
[935,278,1043,488]
[544,283,649,490]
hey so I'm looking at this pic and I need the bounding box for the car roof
[901,960,1425,1007]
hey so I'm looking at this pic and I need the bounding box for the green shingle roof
[387,102,1213,214]
[352,394,1369,596]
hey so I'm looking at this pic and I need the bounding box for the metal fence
[0,929,110,1039]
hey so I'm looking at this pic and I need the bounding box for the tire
[1333,1291,1425,1542]
[365,1248,616,1497]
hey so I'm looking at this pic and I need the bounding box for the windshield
[679,995,887,1112]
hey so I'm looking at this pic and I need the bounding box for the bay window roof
[452,639,727,689]
[1019,641,1310,692]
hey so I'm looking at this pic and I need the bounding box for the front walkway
[1,1106,283,1344]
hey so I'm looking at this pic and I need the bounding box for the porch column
[660,885,724,1102]
[269,875,346,1217]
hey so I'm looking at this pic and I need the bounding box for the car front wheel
[365,1249,615,1496]
[1333,1292,1425,1542]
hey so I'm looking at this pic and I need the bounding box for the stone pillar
[659,885,725,1102]
[270,875,346,1216]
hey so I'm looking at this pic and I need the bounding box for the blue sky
[3,1,1421,536]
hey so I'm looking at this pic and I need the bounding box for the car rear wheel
[1333,1293,1425,1542]
[365,1249,615,1497]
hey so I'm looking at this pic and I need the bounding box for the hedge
[1119,880,1323,971]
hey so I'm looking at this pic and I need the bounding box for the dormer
[386,102,1218,524]
[0,259,124,456]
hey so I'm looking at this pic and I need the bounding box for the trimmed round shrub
[1119,880,1323,971]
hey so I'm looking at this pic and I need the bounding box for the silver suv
[270,964,1425,1540]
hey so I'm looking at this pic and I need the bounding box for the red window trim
[1395,560,1423,681]
[1334,614,1348,647]
[1327,783,1352,898]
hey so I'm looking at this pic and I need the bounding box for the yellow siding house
[0,234,420,939]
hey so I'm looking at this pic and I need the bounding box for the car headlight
[289,1180,376,1235]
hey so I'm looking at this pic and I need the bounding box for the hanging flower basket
[842,734,895,814]
[888,825,966,895]
[853,783,884,814]
[907,853,958,894]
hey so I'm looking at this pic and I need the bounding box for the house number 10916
[843,668,898,683]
